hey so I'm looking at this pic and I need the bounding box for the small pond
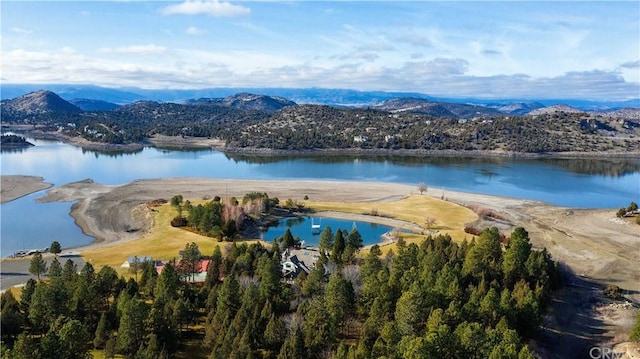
[259,216,404,247]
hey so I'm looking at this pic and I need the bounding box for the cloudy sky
[2,1,639,100]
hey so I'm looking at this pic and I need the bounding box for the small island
[0,134,34,149]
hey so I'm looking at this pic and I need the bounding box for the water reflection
[536,158,640,177]
[225,152,640,178]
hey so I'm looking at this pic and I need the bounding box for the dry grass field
[307,194,478,251]
[81,193,478,269]
[80,203,262,271]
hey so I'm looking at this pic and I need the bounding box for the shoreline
[3,178,639,355]
[0,175,53,204]
[5,126,640,159]
[4,176,639,301]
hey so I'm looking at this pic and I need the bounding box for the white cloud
[3,46,638,100]
[10,27,34,35]
[161,0,250,17]
[98,44,168,56]
[186,26,204,35]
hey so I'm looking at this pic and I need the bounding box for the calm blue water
[1,136,639,256]
[260,217,398,247]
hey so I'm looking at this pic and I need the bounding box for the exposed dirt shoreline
[32,177,639,299]
[0,175,53,204]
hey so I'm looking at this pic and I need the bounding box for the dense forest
[1,226,563,358]
[2,96,639,153]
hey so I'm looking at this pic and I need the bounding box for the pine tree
[0,290,23,341]
[205,245,223,288]
[318,226,333,253]
[325,272,355,335]
[29,252,47,281]
[503,227,532,288]
[331,229,346,265]
[48,257,62,278]
[117,298,150,357]
[94,312,109,349]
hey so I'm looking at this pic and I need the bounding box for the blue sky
[1,1,639,100]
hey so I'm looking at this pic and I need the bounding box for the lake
[1,136,639,256]
[260,216,402,247]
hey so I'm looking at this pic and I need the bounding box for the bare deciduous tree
[425,217,437,232]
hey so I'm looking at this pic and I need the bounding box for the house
[281,255,310,280]
[156,259,211,283]
[353,135,369,143]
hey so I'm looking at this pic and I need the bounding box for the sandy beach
[0,175,53,204]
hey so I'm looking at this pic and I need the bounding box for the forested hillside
[2,90,639,154]
[0,227,560,358]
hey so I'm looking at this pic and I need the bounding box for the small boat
[311,217,321,232]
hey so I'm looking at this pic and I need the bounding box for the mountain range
[2,89,639,121]
[2,89,639,155]
[2,84,639,112]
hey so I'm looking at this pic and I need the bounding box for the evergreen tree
[0,290,23,342]
[62,259,79,286]
[179,242,201,283]
[280,228,297,248]
[12,333,40,359]
[277,327,306,359]
[331,230,346,265]
[205,245,223,288]
[94,312,109,349]
[503,227,532,288]
[325,272,355,335]
[48,257,62,278]
[462,227,503,282]
[49,241,62,257]
[29,252,47,281]
[117,298,150,357]
[301,263,325,297]
[263,313,286,351]
[304,296,334,353]
[318,226,334,253]
[96,265,120,309]
[346,228,363,250]
[154,262,180,300]
[58,318,92,359]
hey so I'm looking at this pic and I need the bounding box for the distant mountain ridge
[2,89,639,121]
[69,98,121,111]
[186,93,296,113]
[3,84,638,111]
[2,89,639,155]
[1,90,81,115]
[528,104,585,116]
[372,97,504,118]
